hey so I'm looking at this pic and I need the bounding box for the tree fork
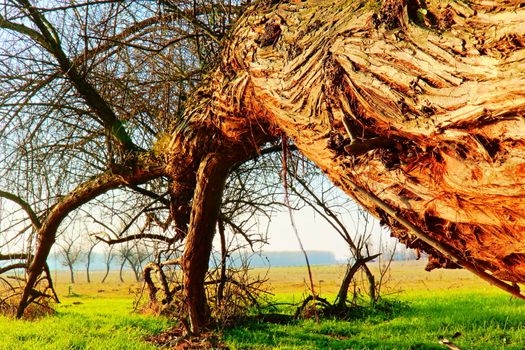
[335,253,381,309]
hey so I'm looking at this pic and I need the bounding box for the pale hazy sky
[1,195,401,262]
[262,206,398,261]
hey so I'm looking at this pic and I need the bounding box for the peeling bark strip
[167,0,525,315]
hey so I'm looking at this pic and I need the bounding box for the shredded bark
[166,0,525,289]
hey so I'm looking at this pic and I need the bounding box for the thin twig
[281,135,318,322]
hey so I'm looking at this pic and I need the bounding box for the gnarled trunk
[166,0,525,313]
[181,154,232,333]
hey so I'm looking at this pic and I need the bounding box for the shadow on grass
[223,320,445,350]
[223,299,412,349]
[223,293,525,349]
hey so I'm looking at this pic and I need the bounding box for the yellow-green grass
[0,297,170,350]
[224,293,525,350]
[225,286,525,349]
[263,260,491,295]
[0,271,171,350]
[0,262,523,349]
[231,261,525,349]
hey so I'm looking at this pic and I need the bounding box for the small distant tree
[57,233,84,284]
[101,245,115,284]
[85,235,99,283]
[117,246,130,283]
[118,243,152,282]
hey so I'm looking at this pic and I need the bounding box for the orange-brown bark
[167,0,525,294]
[181,153,231,333]
[164,86,277,332]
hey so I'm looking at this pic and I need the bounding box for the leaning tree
[164,0,525,331]
[1,0,525,334]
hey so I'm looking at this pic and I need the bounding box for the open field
[263,260,491,296]
[1,260,524,349]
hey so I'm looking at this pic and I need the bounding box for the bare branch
[0,190,42,230]
[96,233,176,245]
[0,253,30,261]
[160,1,221,44]
[0,263,26,274]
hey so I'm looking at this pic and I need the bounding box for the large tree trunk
[166,0,525,308]
[181,153,232,334]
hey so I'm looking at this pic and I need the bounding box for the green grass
[0,296,171,350]
[1,267,524,349]
[223,290,525,349]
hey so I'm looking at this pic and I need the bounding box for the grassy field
[0,261,524,349]
[225,261,525,349]
[0,271,171,350]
